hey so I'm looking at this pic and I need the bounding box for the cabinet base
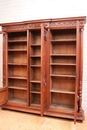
[2,104,41,115]
[44,109,84,121]
[1,105,84,122]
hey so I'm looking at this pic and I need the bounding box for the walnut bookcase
[0,16,86,123]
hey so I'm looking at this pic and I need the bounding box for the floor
[0,109,87,130]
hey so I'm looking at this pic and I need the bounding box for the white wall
[0,0,87,113]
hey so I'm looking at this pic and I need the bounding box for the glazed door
[0,32,8,106]
[41,24,48,116]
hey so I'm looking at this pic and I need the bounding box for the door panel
[0,87,7,106]
[41,24,48,116]
[0,32,8,106]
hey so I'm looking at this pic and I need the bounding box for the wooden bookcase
[0,16,86,123]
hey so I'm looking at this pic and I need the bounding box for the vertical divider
[41,24,48,116]
[47,28,50,108]
[6,33,8,99]
[27,30,30,106]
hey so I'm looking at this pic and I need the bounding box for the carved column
[78,28,84,112]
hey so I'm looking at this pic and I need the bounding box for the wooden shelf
[51,54,76,56]
[30,65,41,67]
[50,104,74,112]
[8,49,27,51]
[8,98,27,104]
[30,103,40,107]
[50,89,75,94]
[50,74,76,78]
[50,63,76,66]
[51,39,76,42]
[31,44,41,46]
[8,86,27,90]
[30,55,41,58]
[8,76,27,80]
[30,80,41,83]
[30,91,41,94]
[8,63,27,66]
[8,40,27,42]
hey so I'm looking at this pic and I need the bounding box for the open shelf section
[50,65,76,75]
[50,29,76,40]
[51,55,76,65]
[8,51,27,64]
[8,31,27,41]
[8,42,27,50]
[30,93,41,107]
[50,42,76,55]
[50,104,74,112]
[8,78,27,89]
[8,89,27,104]
[50,93,74,111]
[8,98,27,104]
[8,65,27,77]
[50,76,75,92]
[30,30,41,45]
[30,57,41,66]
[31,46,41,56]
[30,82,41,93]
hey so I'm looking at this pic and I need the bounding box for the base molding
[44,109,84,121]
[1,105,84,122]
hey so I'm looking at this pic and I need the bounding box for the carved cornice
[2,23,49,31]
[1,17,86,31]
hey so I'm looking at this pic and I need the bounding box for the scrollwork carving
[50,21,76,27]
[5,25,27,31]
